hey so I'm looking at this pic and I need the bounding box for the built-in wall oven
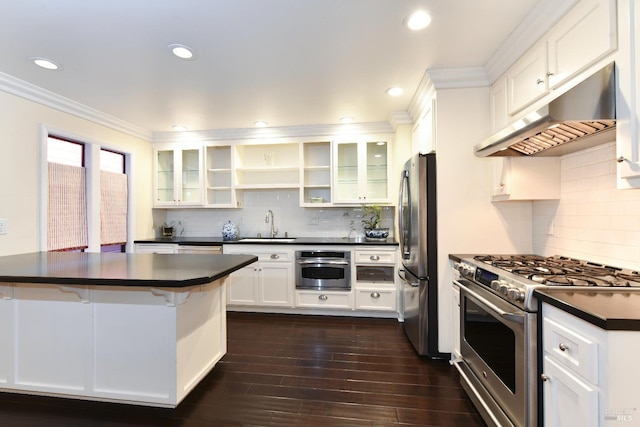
[295,250,351,290]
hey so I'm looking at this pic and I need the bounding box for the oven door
[296,260,350,290]
[455,278,537,427]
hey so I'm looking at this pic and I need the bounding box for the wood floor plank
[0,312,486,426]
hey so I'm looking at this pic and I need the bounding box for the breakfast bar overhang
[0,252,257,407]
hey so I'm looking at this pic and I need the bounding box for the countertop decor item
[361,204,389,241]
[222,221,239,241]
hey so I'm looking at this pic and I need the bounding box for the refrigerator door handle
[398,268,420,287]
[398,170,411,260]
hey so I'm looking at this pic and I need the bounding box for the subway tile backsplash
[164,189,395,240]
[533,142,640,270]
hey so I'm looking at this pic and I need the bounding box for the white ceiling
[0,0,540,134]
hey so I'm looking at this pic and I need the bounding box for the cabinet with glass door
[154,145,203,207]
[332,140,390,204]
[301,141,331,206]
[204,144,236,207]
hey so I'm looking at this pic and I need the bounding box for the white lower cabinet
[224,245,293,307]
[295,290,352,309]
[354,247,397,312]
[541,303,640,426]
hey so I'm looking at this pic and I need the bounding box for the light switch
[0,219,7,235]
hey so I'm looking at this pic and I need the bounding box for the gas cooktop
[473,255,640,287]
[456,254,640,312]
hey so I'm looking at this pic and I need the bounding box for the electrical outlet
[0,219,7,235]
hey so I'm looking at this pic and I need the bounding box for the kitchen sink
[239,238,297,243]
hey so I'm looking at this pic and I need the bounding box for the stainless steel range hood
[474,63,616,157]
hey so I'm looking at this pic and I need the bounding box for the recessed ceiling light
[31,57,62,70]
[168,44,197,60]
[386,87,404,97]
[254,121,269,127]
[406,10,432,30]
[340,117,355,124]
[172,125,188,131]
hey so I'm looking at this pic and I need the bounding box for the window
[100,149,127,253]
[47,137,87,251]
[44,132,130,253]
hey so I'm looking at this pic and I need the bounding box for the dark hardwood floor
[0,312,485,426]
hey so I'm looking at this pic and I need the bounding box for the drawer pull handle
[371,292,381,299]
[370,255,380,261]
[541,374,550,382]
[270,254,280,259]
[558,343,569,352]
[318,294,328,301]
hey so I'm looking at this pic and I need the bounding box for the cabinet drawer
[255,251,292,262]
[355,288,396,311]
[354,249,397,264]
[543,306,601,384]
[295,291,352,309]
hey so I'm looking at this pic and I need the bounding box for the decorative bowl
[310,197,324,203]
[364,227,389,241]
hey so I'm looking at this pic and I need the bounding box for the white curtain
[48,162,88,251]
[100,170,128,246]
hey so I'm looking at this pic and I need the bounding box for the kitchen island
[0,251,257,407]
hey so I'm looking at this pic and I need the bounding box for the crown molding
[152,121,395,144]
[388,111,412,129]
[484,0,579,84]
[0,71,153,141]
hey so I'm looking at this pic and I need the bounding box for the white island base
[0,279,227,408]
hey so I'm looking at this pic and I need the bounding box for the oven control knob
[507,288,525,302]
[491,280,510,295]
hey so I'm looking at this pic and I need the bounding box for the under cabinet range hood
[474,63,616,157]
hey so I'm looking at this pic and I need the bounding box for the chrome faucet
[265,210,278,238]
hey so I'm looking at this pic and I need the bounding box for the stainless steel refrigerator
[398,152,445,358]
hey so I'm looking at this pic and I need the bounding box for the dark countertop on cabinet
[535,288,640,331]
[0,252,257,288]
[135,236,399,246]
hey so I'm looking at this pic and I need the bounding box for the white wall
[533,142,640,270]
[0,91,154,256]
[435,86,534,353]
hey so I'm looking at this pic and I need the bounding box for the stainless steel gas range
[451,254,640,427]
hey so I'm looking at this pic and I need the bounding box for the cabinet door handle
[370,255,380,261]
[558,343,569,352]
[618,156,627,163]
[270,254,280,259]
[546,72,554,77]
[541,374,550,382]
[536,78,545,85]
[370,292,381,299]
[318,294,328,301]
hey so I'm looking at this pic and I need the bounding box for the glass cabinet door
[156,149,175,204]
[335,142,359,201]
[181,149,202,203]
[365,141,388,200]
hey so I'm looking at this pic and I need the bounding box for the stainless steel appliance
[397,153,445,358]
[474,62,616,158]
[452,254,640,427]
[295,250,351,290]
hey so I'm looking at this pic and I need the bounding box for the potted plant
[361,204,389,241]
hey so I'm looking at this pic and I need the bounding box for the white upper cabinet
[153,145,203,207]
[333,140,390,204]
[616,0,640,187]
[300,141,332,206]
[504,0,617,117]
[547,0,617,89]
[490,77,509,133]
[412,99,436,154]
[491,157,561,201]
[204,144,236,208]
[507,41,549,115]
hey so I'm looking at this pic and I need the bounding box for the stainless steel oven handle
[296,260,349,266]
[455,279,524,324]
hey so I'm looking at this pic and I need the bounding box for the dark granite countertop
[135,236,399,246]
[0,252,257,288]
[535,289,640,331]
